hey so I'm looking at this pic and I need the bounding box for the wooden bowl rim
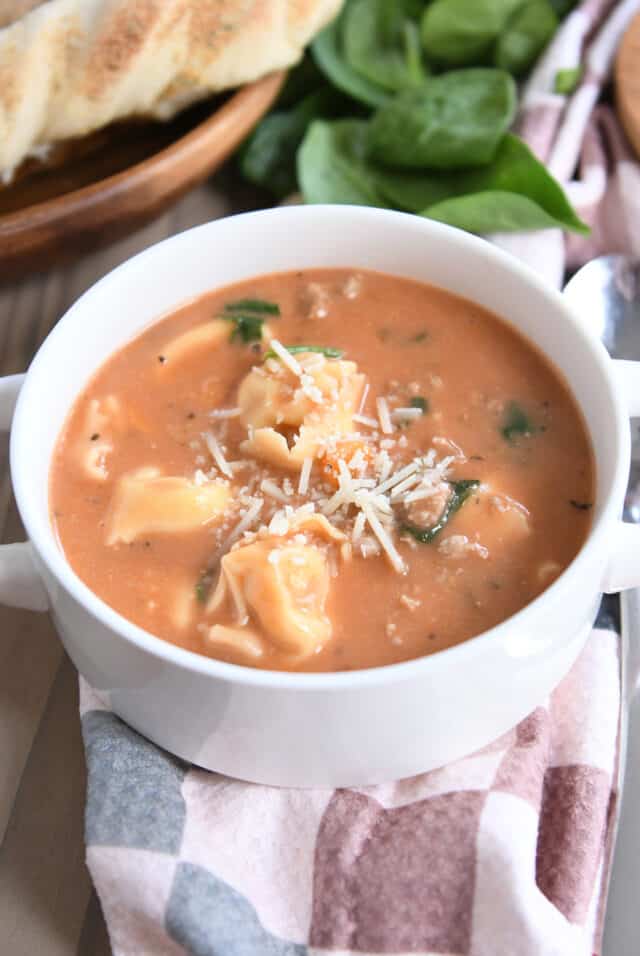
[0,70,284,235]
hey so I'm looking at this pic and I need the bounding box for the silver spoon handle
[603,588,640,954]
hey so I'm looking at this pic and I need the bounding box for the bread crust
[0,0,341,180]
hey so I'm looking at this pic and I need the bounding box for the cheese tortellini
[157,317,275,369]
[77,395,123,482]
[206,513,345,658]
[106,467,230,545]
[157,320,230,367]
[238,352,366,469]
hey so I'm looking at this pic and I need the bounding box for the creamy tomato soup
[50,269,594,672]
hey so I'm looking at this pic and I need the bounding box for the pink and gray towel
[80,627,620,956]
[79,1,639,953]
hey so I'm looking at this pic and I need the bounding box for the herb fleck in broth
[49,269,594,672]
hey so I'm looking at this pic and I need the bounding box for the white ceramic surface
[1,205,639,788]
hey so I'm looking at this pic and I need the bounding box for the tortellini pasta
[238,352,366,469]
[157,320,230,367]
[106,467,230,545]
[157,316,274,369]
[206,513,345,658]
[77,395,123,481]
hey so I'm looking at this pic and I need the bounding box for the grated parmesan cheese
[376,397,393,435]
[357,382,370,415]
[269,339,302,376]
[209,407,241,419]
[224,498,264,549]
[224,567,249,625]
[352,413,379,429]
[391,407,424,424]
[361,503,406,573]
[260,479,289,503]
[203,431,233,478]
[298,457,313,495]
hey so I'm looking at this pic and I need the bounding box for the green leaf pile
[238,0,586,238]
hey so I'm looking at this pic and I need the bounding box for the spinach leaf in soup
[367,69,516,169]
[410,395,429,413]
[421,0,524,66]
[495,0,558,75]
[298,119,391,206]
[374,133,589,234]
[401,479,480,543]
[311,7,389,107]
[222,314,265,343]
[221,298,280,343]
[342,0,427,93]
[240,88,344,198]
[501,401,535,443]
[224,299,280,315]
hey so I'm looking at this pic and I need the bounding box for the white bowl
[1,206,639,787]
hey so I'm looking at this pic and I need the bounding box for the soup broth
[50,269,594,672]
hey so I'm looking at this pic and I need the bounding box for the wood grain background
[0,176,259,955]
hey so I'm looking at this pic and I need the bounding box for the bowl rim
[11,205,629,691]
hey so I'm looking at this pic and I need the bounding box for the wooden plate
[616,11,640,161]
[0,70,284,280]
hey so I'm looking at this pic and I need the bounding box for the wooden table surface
[0,175,256,956]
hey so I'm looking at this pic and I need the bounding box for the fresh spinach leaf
[400,479,480,543]
[240,89,341,197]
[424,134,588,233]
[374,133,588,233]
[367,69,516,169]
[501,401,534,442]
[425,189,578,232]
[548,0,577,15]
[276,54,327,109]
[343,0,427,93]
[298,119,391,206]
[311,8,389,107]
[372,165,457,211]
[495,0,558,75]
[554,66,582,94]
[421,0,524,66]
[264,344,344,360]
[224,299,280,315]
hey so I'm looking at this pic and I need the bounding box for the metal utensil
[564,255,640,956]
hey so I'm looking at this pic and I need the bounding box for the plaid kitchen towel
[80,628,621,956]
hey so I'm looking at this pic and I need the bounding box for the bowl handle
[603,522,640,593]
[0,374,49,611]
[614,360,640,417]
